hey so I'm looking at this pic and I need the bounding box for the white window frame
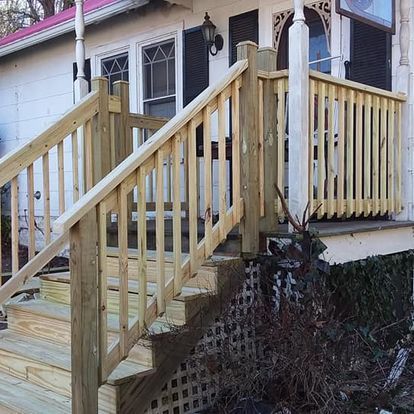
[136,28,182,117]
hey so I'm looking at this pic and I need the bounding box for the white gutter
[0,0,149,58]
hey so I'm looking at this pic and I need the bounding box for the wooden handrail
[53,59,248,234]
[129,113,169,130]
[309,70,406,102]
[0,91,99,187]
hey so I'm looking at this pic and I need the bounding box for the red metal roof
[0,0,118,47]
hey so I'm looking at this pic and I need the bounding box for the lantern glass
[202,12,216,46]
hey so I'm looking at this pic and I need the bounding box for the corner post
[396,0,412,220]
[257,47,278,232]
[70,210,99,414]
[92,77,111,184]
[288,0,309,229]
[237,41,260,254]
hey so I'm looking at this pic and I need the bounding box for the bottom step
[0,371,71,414]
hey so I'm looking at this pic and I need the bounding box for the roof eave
[0,0,149,58]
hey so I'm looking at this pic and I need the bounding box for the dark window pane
[145,98,176,118]
[153,61,168,98]
[144,64,152,99]
[101,53,129,92]
[168,60,175,95]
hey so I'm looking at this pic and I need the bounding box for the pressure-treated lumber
[70,210,99,414]
[237,41,259,254]
[53,60,248,234]
[258,47,278,231]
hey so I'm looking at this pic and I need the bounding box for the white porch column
[74,0,88,102]
[288,0,309,229]
[74,0,88,196]
[396,0,412,220]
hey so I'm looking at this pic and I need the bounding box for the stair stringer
[118,257,245,414]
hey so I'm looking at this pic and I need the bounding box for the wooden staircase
[0,44,258,414]
[0,255,243,413]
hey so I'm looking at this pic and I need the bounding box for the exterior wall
[0,0,410,229]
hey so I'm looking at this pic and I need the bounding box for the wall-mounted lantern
[201,12,224,56]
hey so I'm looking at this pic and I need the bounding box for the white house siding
[0,0,407,244]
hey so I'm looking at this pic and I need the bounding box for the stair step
[6,299,172,367]
[6,299,142,344]
[40,272,210,301]
[0,371,71,414]
[0,330,155,396]
[106,249,221,291]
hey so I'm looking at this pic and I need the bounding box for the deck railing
[0,78,167,304]
[309,71,406,219]
[52,57,249,412]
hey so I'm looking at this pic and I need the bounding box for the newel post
[92,77,111,184]
[113,81,132,166]
[288,0,309,229]
[237,41,260,254]
[70,210,99,414]
[257,47,278,232]
[396,0,412,220]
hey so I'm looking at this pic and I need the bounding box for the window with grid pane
[101,53,129,93]
[142,40,176,119]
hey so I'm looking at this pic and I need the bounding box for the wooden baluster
[110,113,116,170]
[308,79,315,214]
[173,134,182,296]
[372,96,380,214]
[58,141,65,215]
[148,131,154,204]
[118,182,128,357]
[396,102,402,212]
[380,97,388,215]
[388,99,395,213]
[97,201,108,382]
[317,80,325,218]
[70,209,98,414]
[72,130,80,203]
[356,92,363,216]
[27,164,35,259]
[231,80,241,224]
[42,154,51,245]
[276,78,285,218]
[11,176,19,274]
[203,107,213,258]
[85,120,93,191]
[156,150,165,315]
[327,84,335,218]
[364,94,372,216]
[258,80,265,217]
[188,120,198,274]
[346,89,355,217]
[137,167,147,329]
[337,87,345,217]
[218,93,226,242]
[166,154,172,204]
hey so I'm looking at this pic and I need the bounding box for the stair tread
[0,370,71,414]
[0,330,154,386]
[40,272,210,301]
[7,298,180,333]
[6,299,136,331]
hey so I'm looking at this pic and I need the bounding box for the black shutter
[350,21,391,91]
[72,58,92,92]
[183,27,209,106]
[229,9,258,65]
